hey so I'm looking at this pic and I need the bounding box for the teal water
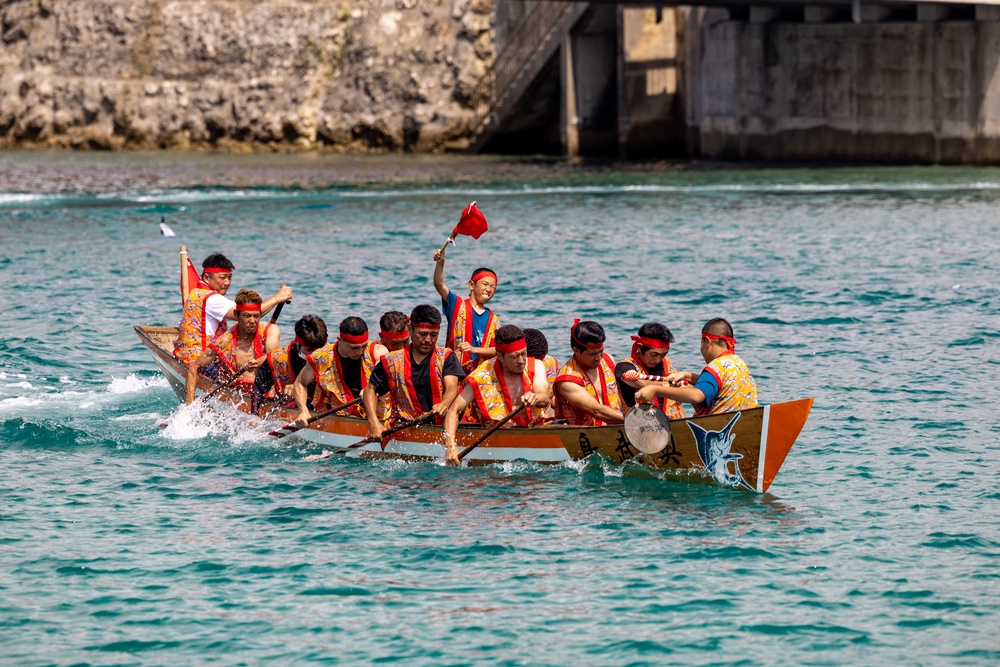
[0,152,997,666]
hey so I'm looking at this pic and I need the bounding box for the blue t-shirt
[693,370,720,410]
[443,291,492,361]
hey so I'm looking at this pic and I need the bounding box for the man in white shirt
[174,253,291,365]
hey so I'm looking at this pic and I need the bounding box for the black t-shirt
[369,348,466,411]
[615,359,667,408]
[339,352,363,397]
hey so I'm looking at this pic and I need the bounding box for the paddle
[457,403,527,461]
[306,410,437,460]
[201,358,262,402]
[621,369,688,385]
[438,201,488,254]
[268,396,365,438]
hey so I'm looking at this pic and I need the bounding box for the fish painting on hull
[688,413,753,491]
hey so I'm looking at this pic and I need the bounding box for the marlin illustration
[687,413,753,491]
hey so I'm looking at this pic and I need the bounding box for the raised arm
[260,284,293,316]
[432,248,450,300]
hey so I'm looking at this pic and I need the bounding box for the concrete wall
[687,10,1000,163]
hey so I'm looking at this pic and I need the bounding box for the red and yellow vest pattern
[266,341,299,400]
[382,345,453,423]
[695,352,758,417]
[620,356,686,420]
[446,298,500,370]
[554,354,622,427]
[207,325,265,390]
[175,287,221,365]
[308,341,380,418]
[466,358,544,427]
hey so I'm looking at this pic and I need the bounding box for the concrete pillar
[804,6,838,22]
[561,37,579,158]
[617,5,628,158]
[976,5,1000,21]
[918,4,951,22]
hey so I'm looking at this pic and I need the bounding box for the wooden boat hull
[136,325,812,492]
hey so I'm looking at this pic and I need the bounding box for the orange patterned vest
[446,298,500,371]
[466,358,544,427]
[175,287,222,365]
[266,341,300,399]
[207,325,265,389]
[382,345,452,423]
[620,355,686,420]
[694,352,758,417]
[308,341,381,418]
[554,354,622,427]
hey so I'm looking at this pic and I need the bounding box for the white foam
[0,395,45,410]
[112,412,164,422]
[5,381,33,389]
[106,374,169,395]
[159,401,270,445]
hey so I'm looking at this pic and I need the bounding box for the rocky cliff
[0,0,493,151]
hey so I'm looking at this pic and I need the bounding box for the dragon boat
[136,325,813,493]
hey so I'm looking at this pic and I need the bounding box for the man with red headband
[378,310,410,352]
[292,316,388,425]
[184,289,269,403]
[636,317,757,415]
[442,324,550,465]
[175,252,292,365]
[362,304,465,440]
[615,322,686,419]
[553,320,624,426]
[433,248,501,373]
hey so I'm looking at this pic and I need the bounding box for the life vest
[446,298,500,371]
[466,358,544,427]
[382,345,453,423]
[266,341,300,398]
[175,287,222,365]
[529,355,559,420]
[308,341,380,418]
[620,355,686,420]
[694,352,758,417]
[553,354,622,427]
[207,325,265,384]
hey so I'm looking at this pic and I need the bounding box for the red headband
[235,303,261,312]
[203,267,232,274]
[339,332,369,345]
[380,329,409,342]
[571,318,604,350]
[703,332,737,350]
[411,322,440,331]
[471,270,498,285]
[495,339,527,354]
[630,335,670,351]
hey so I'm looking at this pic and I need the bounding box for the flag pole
[180,246,190,307]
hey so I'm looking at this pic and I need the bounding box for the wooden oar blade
[624,403,673,454]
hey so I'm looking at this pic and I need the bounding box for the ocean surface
[0,151,997,666]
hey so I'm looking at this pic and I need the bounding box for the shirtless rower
[174,253,292,365]
[362,305,465,440]
[635,318,758,415]
[433,249,501,373]
[254,314,329,404]
[378,310,410,352]
[553,320,624,426]
[443,325,550,465]
[615,322,686,419]
[184,289,268,404]
[292,316,388,425]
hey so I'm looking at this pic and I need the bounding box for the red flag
[452,201,488,239]
[181,256,210,305]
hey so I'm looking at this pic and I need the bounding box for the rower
[362,305,465,440]
[553,319,624,426]
[174,252,292,365]
[615,322,686,419]
[292,316,387,425]
[378,310,410,352]
[443,325,550,465]
[635,317,758,415]
[254,314,328,405]
[432,248,500,373]
[184,289,267,404]
[523,327,558,418]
